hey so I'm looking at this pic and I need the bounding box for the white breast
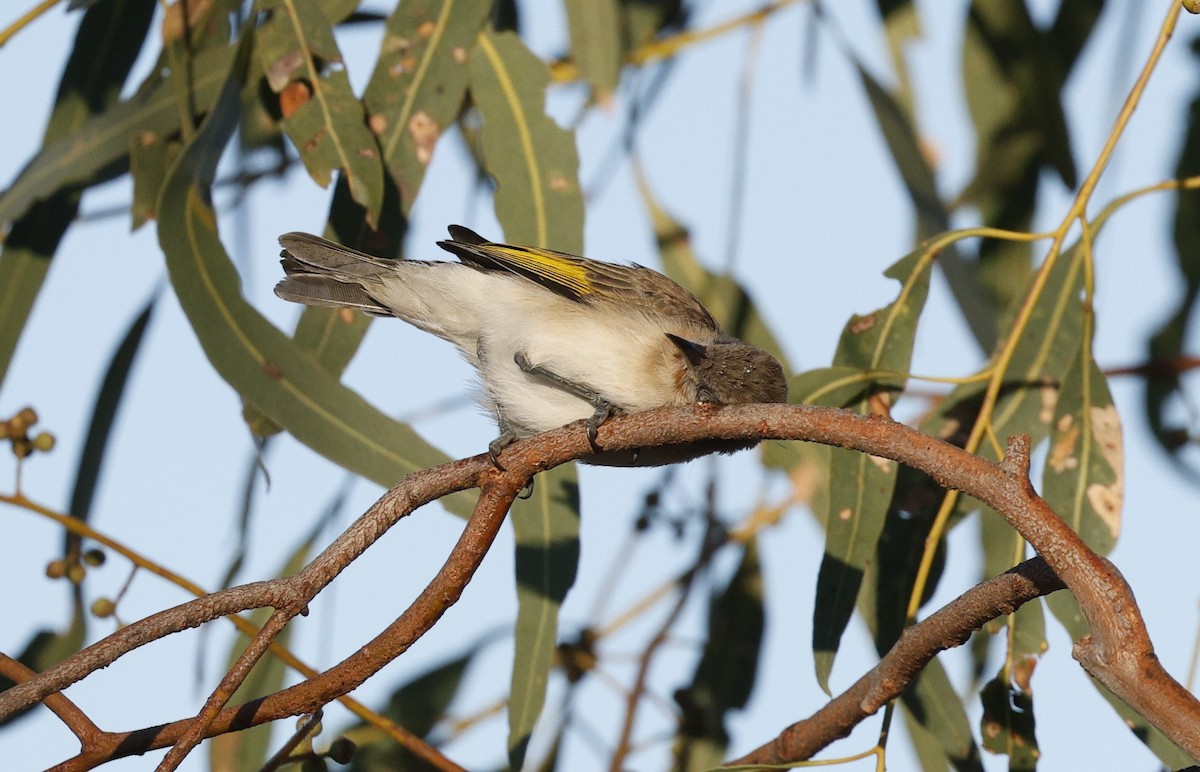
[477,289,688,436]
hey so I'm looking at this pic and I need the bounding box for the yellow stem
[551,0,802,82]
[0,0,60,49]
[904,0,1183,621]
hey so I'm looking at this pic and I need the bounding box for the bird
[274,225,788,466]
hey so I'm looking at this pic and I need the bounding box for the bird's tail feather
[275,232,395,314]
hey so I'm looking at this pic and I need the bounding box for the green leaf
[156,29,475,517]
[0,43,235,229]
[621,0,682,51]
[961,1,1076,196]
[130,132,181,229]
[872,0,922,116]
[641,178,789,370]
[1145,42,1200,461]
[1043,350,1122,556]
[861,462,948,653]
[980,664,1039,771]
[959,1,1084,323]
[364,0,492,213]
[0,242,53,394]
[854,60,996,351]
[903,661,985,772]
[0,0,156,390]
[209,528,319,770]
[508,464,581,770]
[1040,339,1187,768]
[937,242,1088,468]
[565,0,623,99]
[254,0,385,225]
[813,246,931,692]
[469,29,585,251]
[342,652,474,770]
[673,541,764,769]
[979,687,1035,770]
[934,244,1087,671]
[67,296,157,542]
[273,1,493,421]
[465,36,587,761]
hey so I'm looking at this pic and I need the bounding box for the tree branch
[726,557,1064,765]
[4,404,1195,765]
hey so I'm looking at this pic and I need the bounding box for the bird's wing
[436,226,719,329]
[437,226,594,301]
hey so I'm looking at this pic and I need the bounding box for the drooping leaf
[621,0,686,52]
[66,295,157,559]
[342,652,474,770]
[934,241,1088,471]
[565,0,623,100]
[872,0,922,115]
[980,663,1039,771]
[959,0,1082,324]
[254,0,385,225]
[853,60,995,351]
[904,659,985,772]
[1145,41,1200,463]
[1041,328,1185,766]
[0,43,235,230]
[156,29,475,517]
[278,0,494,410]
[0,0,156,390]
[1042,349,1122,556]
[673,540,764,770]
[363,0,492,213]
[861,462,948,654]
[130,133,181,229]
[508,465,581,770]
[930,243,1087,688]
[469,29,585,251]
[813,246,932,692]
[464,37,587,764]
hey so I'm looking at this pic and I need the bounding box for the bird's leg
[487,423,534,497]
[488,429,516,471]
[514,352,618,449]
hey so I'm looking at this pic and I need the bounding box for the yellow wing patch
[484,244,595,296]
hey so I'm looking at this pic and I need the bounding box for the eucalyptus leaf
[508,465,581,770]
[156,29,475,516]
[469,30,585,251]
[0,0,156,389]
[813,246,931,692]
[254,0,385,224]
